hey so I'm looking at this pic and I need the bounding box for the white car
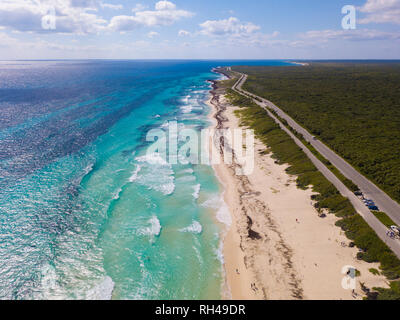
[391,226,400,235]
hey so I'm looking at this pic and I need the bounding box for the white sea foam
[201,194,232,226]
[76,162,95,185]
[215,234,225,264]
[193,243,203,266]
[176,175,196,183]
[216,198,232,227]
[39,261,115,300]
[157,181,175,196]
[136,153,168,166]
[180,94,204,114]
[200,194,220,209]
[182,95,190,104]
[192,184,201,199]
[83,163,95,175]
[179,220,203,234]
[138,216,162,237]
[214,230,232,299]
[40,263,58,295]
[86,276,115,300]
[160,121,169,129]
[181,105,194,113]
[134,153,175,195]
[179,168,194,175]
[182,105,203,113]
[129,165,141,182]
[112,188,122,200]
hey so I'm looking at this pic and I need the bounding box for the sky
[0,0,399,60]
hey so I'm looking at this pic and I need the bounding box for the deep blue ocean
[0,60,291,299]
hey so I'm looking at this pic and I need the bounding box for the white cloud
[199,17,260,37]
[178,29,190,36]
[155,1,176,11]
[147,31,159,38]
[359,0,400,24]
[69,0,98,8]
[0,31,19,47]
[0,0,192,34]
[109,1,193,32]
[0,0,107,34]
[101,2,123,10]
[195,30,283,49]
[132,3,147,12]
[301,29,400,41]
[196,17,282,48]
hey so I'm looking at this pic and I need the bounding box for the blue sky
[0,0,399,59]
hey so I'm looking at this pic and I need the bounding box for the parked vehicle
[388,227,400,240]
[354,191,363,196]
[391,226,400,235]
[368,205,379,211]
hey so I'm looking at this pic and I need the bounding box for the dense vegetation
[224,87,400,300]
[373,211,397,228]
[267,105,360,193]
[233,64,400,204]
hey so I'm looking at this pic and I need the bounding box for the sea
[0,60,292,300]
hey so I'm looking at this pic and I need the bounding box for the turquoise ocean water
[0,60,291,299]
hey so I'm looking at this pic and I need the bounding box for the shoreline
[206,69,389,300]
[206,75,263,299]
[206,96,260,300]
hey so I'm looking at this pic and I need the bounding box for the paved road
[234,73,400,226]
[232,72,400,258]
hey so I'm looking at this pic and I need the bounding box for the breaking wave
[201,194,232,226]
[129,165,142,182]
[134,153,175,195]
[179,221,203,234]
[86,276,115,300]
[192,184,201,199]
[138,216,162,237]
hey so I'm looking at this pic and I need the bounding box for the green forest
[233,63,400,204]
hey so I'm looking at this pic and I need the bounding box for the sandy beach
[207,78,389,300]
